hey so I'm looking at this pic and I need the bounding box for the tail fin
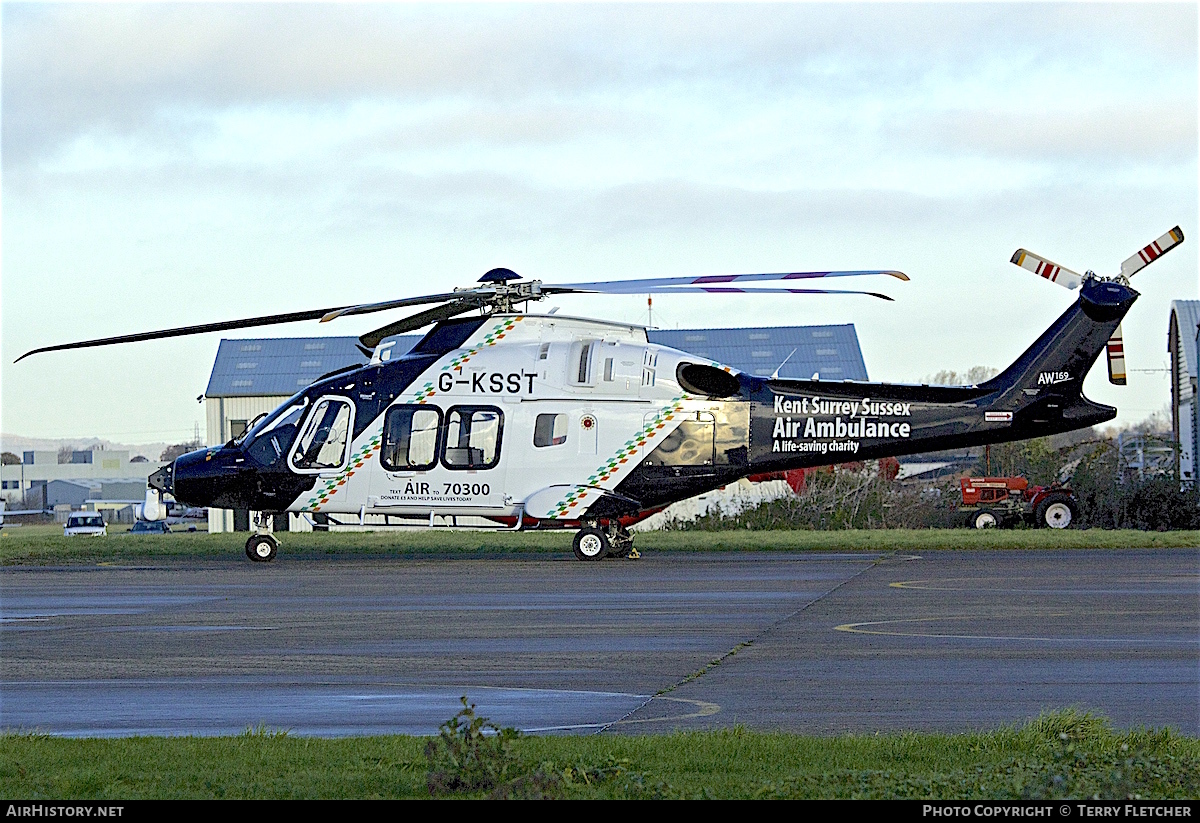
[981,278,1136,431]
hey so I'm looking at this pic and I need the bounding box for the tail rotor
[1010,226,1184,385]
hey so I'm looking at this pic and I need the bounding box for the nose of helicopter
[161,447,255,509]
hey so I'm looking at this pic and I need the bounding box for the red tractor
[958,477,1079,529]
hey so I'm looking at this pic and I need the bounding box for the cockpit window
[290,397,354,471]
[238,391,307,446]
[246,401,308,466]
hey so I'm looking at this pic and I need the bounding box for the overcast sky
[2,2,1197,445]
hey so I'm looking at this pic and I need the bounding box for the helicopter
[17,227,1184,561]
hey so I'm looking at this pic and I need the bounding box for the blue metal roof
[204,337,410,398]
[205,324,867,397]
[648,324,867,381]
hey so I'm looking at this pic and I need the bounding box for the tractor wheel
[1036,494,1077,529]
[971,510,999,529]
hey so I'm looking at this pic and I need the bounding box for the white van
[64,512,107,537]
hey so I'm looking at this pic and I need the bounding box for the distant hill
[0,433,168,463]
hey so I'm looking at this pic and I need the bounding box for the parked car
[128,520,171,535]
[64,512,107,537]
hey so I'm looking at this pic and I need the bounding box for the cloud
[6,3,1195,169]
[2,3,1195,438]
[890,101,1197,165]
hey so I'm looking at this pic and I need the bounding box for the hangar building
[1168,300,1200,484]
[201,324,868,532]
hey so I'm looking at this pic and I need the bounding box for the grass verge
[2,710,1196,799]
[1,523,1197,565]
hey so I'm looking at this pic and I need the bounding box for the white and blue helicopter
[18,227,1184,561]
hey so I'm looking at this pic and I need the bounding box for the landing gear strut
[245,512,280,562]
[606,522,638,559]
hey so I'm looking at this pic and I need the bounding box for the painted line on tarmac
[523,698,720,733]
[890,575,1200,593]
[835,615,1200,644]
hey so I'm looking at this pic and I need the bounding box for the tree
[1,452,20,465]
[57,445,76,464]
[160,442,202,461]
[922,366,1000,386]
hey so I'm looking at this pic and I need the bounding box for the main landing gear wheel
[573,527,609,561]
[1037,494,1077,529]
[971,510,999,529]
[245,534,278,562]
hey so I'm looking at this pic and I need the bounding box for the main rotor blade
[1009,249,1084,290]
[541,269,907,294]
[544,285,895,300]
[359,300,482,350]
[1120,226,1184,279]
[322,290,487,322]
[15,306,353,363]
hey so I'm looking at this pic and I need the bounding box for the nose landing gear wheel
[245,534,279,562]
[573,527,609,561]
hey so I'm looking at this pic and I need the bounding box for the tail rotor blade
[1120,226,1185,279]
[1106,324,1127,385]
[1010,250,1084,290]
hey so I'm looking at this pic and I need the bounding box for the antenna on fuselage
[771,348,798,380]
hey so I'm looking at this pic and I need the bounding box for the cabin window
[381,406,442,471]
[290,397,354,471]
[442,406,503,470]
[533,413,568,447]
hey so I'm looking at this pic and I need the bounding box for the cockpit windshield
[239,393,309,452]
[231,412,268,447]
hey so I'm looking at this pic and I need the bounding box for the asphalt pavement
[1,548,1195,737]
